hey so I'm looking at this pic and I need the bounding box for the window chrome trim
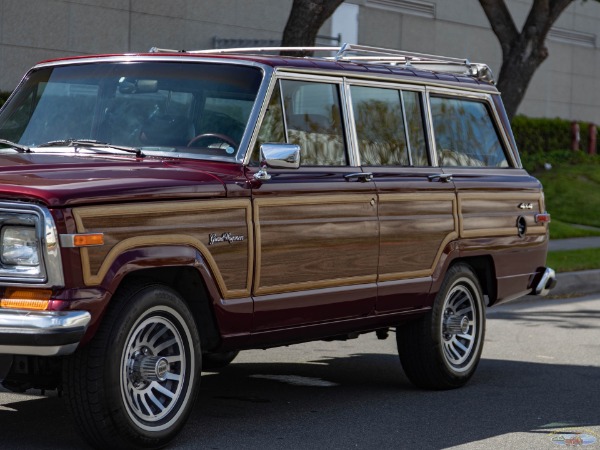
[0,202,64,288]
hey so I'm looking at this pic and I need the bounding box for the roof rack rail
[333,44,494,84]
[148,46,339,54]
[147,44,494,84]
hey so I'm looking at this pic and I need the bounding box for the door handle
[344,172,374,182]
[428,173,453,183]
[344,172,373,182]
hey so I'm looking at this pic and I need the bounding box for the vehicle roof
[36,48,498,92]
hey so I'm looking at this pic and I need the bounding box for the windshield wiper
[0,139,31,153]
[37,139,145,157]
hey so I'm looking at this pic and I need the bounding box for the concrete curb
[550,269,600,298]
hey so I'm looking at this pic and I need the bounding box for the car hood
[0,151,235,207]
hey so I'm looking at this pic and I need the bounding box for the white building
[0,0,598,122]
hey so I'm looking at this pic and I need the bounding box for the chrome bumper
[533,267,557,297]
[0,309,91,356]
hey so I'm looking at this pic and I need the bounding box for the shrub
[511,115,597,157]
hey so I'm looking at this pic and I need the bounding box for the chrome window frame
[344,79,429,167]
[0,202,64,287]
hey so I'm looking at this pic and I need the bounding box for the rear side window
[430,96,509,167]
[350,85,429,166]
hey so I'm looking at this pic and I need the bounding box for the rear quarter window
[430,96,509,168]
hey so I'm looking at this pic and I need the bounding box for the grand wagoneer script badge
[208,232,245,246]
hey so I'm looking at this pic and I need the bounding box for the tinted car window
[430,96,509,167]
[350,86,429,167]
[281,79,347,166]
[402,91,429,166]
[350,85,408,165]
[0,62,262,160]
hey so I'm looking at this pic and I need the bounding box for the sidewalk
[549,236,600,251]
[548,237,600,298]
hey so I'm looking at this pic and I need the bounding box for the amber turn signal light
[73,233,104,247]
[60,233,105,248]
[0,288,52,310]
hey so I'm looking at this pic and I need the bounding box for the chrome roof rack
[148,43,494,84]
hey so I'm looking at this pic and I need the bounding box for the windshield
[0,61,263,161]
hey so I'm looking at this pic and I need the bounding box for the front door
[249,76,379,331]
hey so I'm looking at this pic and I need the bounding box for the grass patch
[534,158,600,230]
[549,219,600,239]
[547,248,600,273]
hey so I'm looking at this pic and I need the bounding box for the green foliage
[511,115,597,171]
[520,148,600,173]
[537,163,600,229]
[547,248,600,273]
[549,219,600,240]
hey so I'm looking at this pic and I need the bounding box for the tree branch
[281,0,344,56]
[478,0,519,57]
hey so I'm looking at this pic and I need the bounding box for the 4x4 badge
[208,232,245,246]
[518,203,533,210]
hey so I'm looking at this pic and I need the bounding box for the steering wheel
[187,133,237,148]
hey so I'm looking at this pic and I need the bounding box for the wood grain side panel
[378,193,458,281]
[73,200,253,299]
[458,192,547,238]
[253,194,378,295]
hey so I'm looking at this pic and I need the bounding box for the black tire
[397,263,486,390]
[202,351,239,371]
[63,282,201,449]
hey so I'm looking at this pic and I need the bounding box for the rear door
[346,81,458,313]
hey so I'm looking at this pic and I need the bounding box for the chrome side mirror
[254,143,300,180]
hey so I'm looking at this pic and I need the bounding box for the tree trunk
[479,0,576,120]
[281,0,344,56]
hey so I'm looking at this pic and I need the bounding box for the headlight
[0,203,64,287]
[1,226,40,266]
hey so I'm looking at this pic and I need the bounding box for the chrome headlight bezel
[0,203,64,287]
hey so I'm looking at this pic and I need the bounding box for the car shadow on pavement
[174,354,599,449]
[0,353,598,449]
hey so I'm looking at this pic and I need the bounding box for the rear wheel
[64,282,201,449]
[397,263,485,389]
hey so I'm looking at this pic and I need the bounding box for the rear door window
[349,85,429,166]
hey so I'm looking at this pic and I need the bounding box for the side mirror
[254,143,300,180]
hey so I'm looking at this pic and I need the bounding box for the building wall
[0,0,599,122]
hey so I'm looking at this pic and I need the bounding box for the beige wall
[1,0,599,123]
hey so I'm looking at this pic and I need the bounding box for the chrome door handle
[428,173,453,183]
[344,172,374,182]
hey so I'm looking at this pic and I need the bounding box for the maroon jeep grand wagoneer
[0,44,555,448]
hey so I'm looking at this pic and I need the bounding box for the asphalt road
[1,294,599,449]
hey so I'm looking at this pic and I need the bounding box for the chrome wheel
[441,283,478,372]
[397,263,485,389]
[120,305,195,432]
[65,283,200,449]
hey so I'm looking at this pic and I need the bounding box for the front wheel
[397,263,486,389]
[64,282,201,449]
